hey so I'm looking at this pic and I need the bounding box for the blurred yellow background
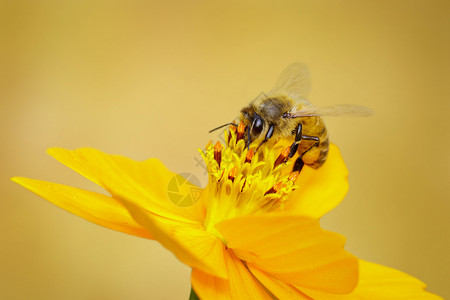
[2,0,449,299]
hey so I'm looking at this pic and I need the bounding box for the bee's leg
[255,124,274,151]
[302,135,320,145]
[290,123,320,173]
[289,123,303,158]
[292,141,319,173]
[293,156,305,173]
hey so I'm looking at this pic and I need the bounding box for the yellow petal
[191,251,271,299]
[302,260,443,299]
[117,198,228,279]
[11,177,151,239]
[191,269,231,300]
[47,147,204,223]
[216,213,358,294]
[247,264,311,299]
[225,251,272,299]
[353,260,442,299]
[286,143,349,219]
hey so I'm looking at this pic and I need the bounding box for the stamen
[245,149,254,163]
[217,170,224,182]
[228,125,236,144]
[240,178,247,192]
[214,141,223,167]
[264,181,284,196]
[236,122,246,141]
[274,146,290,168]
[288,171,299,183]
[229,124,237,134]
[228,166,237,182]
[201,124,302,232]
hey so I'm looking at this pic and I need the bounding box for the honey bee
[211,63,373,172]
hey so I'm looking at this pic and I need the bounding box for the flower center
[200,123,300,241]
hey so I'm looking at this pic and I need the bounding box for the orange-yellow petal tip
[46,146,65,157]
[10,176,20,183]
[11,176,35,187]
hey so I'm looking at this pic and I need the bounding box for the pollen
[214,141,223,167]
[288,171,299,183]
[274,146,290,168]
[245,148,254,163]
[228,166,237,182]
[236,122,246,141]
[199,122,301,236]
[264,181,284,196]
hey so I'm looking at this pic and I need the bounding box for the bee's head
[240,106,265,143]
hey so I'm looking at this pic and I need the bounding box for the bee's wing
[269,63,312,102]
[290,104,374,117]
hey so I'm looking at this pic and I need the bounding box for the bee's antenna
[209,122,238,133]
[247,126,251,150]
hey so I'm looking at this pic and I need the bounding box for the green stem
[189,287,200,300]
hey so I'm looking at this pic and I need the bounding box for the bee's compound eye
[251,115,264,137]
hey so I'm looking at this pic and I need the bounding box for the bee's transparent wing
[269,63,312,101]
[290,104,374,117]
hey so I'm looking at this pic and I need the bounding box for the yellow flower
[12,127,441,299]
